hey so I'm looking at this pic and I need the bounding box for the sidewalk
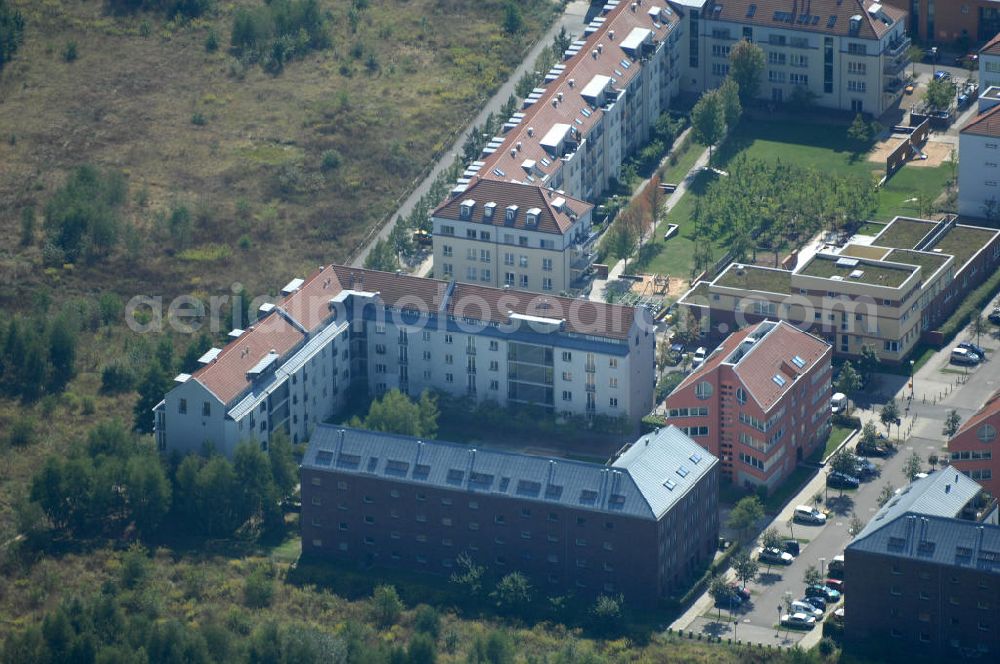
[349,1,592,268]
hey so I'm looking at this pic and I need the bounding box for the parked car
[852,456,879,479]
[827,471,861,490]
[692,347,707,369]
[904,82,915,95]
[958,342,987,359]
[714,589,743,608]
[833,607,845,622]
[781,612,816,630]
[830,392,847,414]
[806,584,842,602]
[794,505,828,525]
[857,441,890,457]
[828,555,845,579]
[802,595,827,611]
[934,70,951,80]
[951,347,980,366]
[669,342,685,357]
[783,539,801,556]
[758,547,794,565]
[989,308,1000,325]
[730,584,751,602]
[791,600,824,619]
[826,578,845,594]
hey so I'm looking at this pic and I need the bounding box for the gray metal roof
[853,470,982,542]
[302,424,716,521]
[848,513,1000,575]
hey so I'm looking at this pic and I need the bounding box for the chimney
[609,30,615,40]
[516,141,522,151]
[597,44,603,55]
[592,49,599,59]
[630,2,637,11]
[568,78,575,88]
[557,92,563,102]
[527,126,534,137]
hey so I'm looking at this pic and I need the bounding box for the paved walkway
[349,1,593,268]
[589,136,712,302]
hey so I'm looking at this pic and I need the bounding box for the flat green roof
[930,226,999,270]
[798,255,914,287]
[682,281,712,303]
[872,218,936,250]
[715,265,792,294]
[885,249,949,277]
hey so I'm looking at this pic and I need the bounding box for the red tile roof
[955,389,1000,437]
[705,0,905,40]
[732,322,830,412]
[194,265,642,406]
[476,0,680,190]
[432,178,592,235]
[981,31,1000,57]
[961,102,1000,138]
[675,326,755,393]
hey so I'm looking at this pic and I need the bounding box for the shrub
[412,604,440,638]
[101,363,136,393]
[204,29,218,52]
[120,545,151,589]
[8,415,37,447]
[191,111,206,126]
[320,149,341,171]
[244,567,275,609]
[371,585,403,628]
[62,40,78,62]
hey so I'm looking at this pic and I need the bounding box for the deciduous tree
[943,409,962,438]
[733,551,760,589]
[691,90,726,165]
[728,40,765,102]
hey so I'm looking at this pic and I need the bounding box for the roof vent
[527,127,534,137]
[591,49,598,59]
[849,269,864,279]
[631,2,637,11]
[557,92,563,102]
[609,30,615,40]
[516,141,522,151]
[597,44,603,55]
[568,78,575,88]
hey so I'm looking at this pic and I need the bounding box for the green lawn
[824,425,856,460]
[660,137,705,184]
[632,117,953,279]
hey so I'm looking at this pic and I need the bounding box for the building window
[178,398,187,414]
[695,381,713,399]
[202,401,211,417]
[609,397,618,408]
[542,277,552,291]
[978,424,997,443]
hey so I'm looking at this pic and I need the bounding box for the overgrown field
[0,0,557,309]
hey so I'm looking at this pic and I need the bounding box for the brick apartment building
[949,389,1000,495]
[678,216,1000,363]
[155,265,655,458]
[846,471,1000,659]
[663,320,832,489]
[300,424,719,607]
[885,0,1000,43]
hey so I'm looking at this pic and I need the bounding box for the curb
[821,428,860,465]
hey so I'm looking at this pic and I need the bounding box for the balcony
[883,35,911,58]
[883,58,907,77]
[466,347,476,355]
[585,384,596,393]
[585,363,596,373]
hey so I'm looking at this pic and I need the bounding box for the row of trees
[692,155,877,268]
[0,314,78,402]
[0,0,24,71]
[231,0,331,73]
[690,78,741,165]
[24,419,297,542]
[345,388,440,439]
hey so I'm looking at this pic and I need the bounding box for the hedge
[935,267,1000,342]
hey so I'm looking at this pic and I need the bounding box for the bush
[244,567,275,609]
[412,604,440,638]
[936,267,1000,343]
[120,545,151,589]
[62,40,78,62]
[371,584,403,628]
[320,149,342,171]
[8,415,37,447]
[191,111,206,126]
[101,363,136,393]
[204,29,218,52]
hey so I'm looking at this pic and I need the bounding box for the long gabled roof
[981,30,1000,57]
[302,424,717,521]
[852,470,982,542]
[432,179,592,235]
[191,265,642,406]
[703,0,904,40]
[476,0,680,191]
[961,102,1000,138]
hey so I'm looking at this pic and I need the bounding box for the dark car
[827,472,860,490]
[857,441,890,458]
[806,584,842,602]
[989,308,1000,325]
[934,70,951,80]
[730,584,751,602]
[826,578,845,594]
[669,342,685,356]
[783,539,801,556]
[714,589,744,608]
[958,342,987,359]
[853,456,879,479]
[802,595,827,611]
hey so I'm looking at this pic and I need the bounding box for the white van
[794,505,827,525]
[831,393,847,414]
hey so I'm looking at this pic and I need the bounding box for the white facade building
[959,89,1000,219]
[980,32,1000,91]
[155,266,656,458]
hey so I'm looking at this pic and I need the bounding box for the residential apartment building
[300,424,720,607]
[979,31,1000,89]
[155,265,656,457]
[949,389,1000,496]
[457,0,682,204]
[886,0,1000,43]
[430,179,596,294]
[685,0,910,116]
[846,471,1000,659]
[663,320,832,489]
[959,89,1000,218]
[678,216,1000,363]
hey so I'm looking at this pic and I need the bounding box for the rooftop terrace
[797,255,914,288]
[930,225,998,270]
[885,249,949,278]
[872,218,936,250]
[714,265,792,295]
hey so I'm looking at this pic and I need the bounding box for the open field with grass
[0,0,556,311]
[634,116,954,281]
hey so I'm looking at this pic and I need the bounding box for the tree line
[1,313,79,403]
[0,0,24,72]
[22,419,298,545]
[231,0,331,74]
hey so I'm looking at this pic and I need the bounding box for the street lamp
[819,557,826,579]
[909,359,915,400]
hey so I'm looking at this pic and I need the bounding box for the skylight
[677,466,689,478]
[663,479,677,491]
[690,452,703,464]
[791,355,806,368]
[772,374,787,387]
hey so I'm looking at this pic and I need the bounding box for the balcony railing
[883,36,911,58]
[883,58,907,76]
[585,363,596,373]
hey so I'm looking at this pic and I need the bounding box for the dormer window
[526,207,541,227]
[460,199,475,220]
[484,202,496,221]
[505,205,518,223]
